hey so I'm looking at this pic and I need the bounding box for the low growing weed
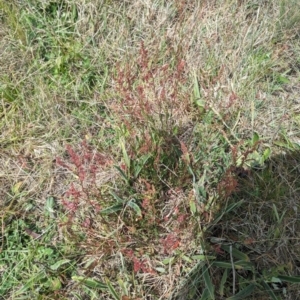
[0,203,77,298]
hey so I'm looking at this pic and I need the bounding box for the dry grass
[1,0,300,299]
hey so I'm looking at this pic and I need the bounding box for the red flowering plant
[56,141,112,233]
[99,42,198,280]
[108,41,192,188]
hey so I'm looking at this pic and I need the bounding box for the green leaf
[197,185,207,200]
[72,292,83,300]
[193,72,205,113]
[182,255,193,263]
[120,139,130,170]
[278,209,287,224]
[211,200,244,227]
[191,255,216,261]
[114,165,129,184]
[273,136,300,151]
[162,257,175,264]
[45,197,56,217]
[38,247,54,256]
[155,267,166,273]
[50,259,71,270]
[101,192,126,215]
[49,277,62,291]
[126,199,142,217]
[134,153,152,178]
[277,75,290,84]
[200,287,211,300]
[72,276,108,290]
[272,203,280,222]
[277,275,300,283]
[226,283,256,299]
[212,261,232,269]
[221,245,250,262]
[219,269,228,297]
[233,260,254,271]
[212,261,253,271]
[261,280,279,300]
[11,181,23,195]
[100,203,124,215]
[106,280,120,300]
[189,199,196,214]
[110,191,125,203]
[252,132,260,145]
[263,147,271,161]
[117,278,129,297]
[202,265,215,300]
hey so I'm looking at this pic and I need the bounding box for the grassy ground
[1,0,300,299]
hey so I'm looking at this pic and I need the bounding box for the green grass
[1,0,300,299]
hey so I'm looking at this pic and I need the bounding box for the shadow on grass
[172,149,300,300]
